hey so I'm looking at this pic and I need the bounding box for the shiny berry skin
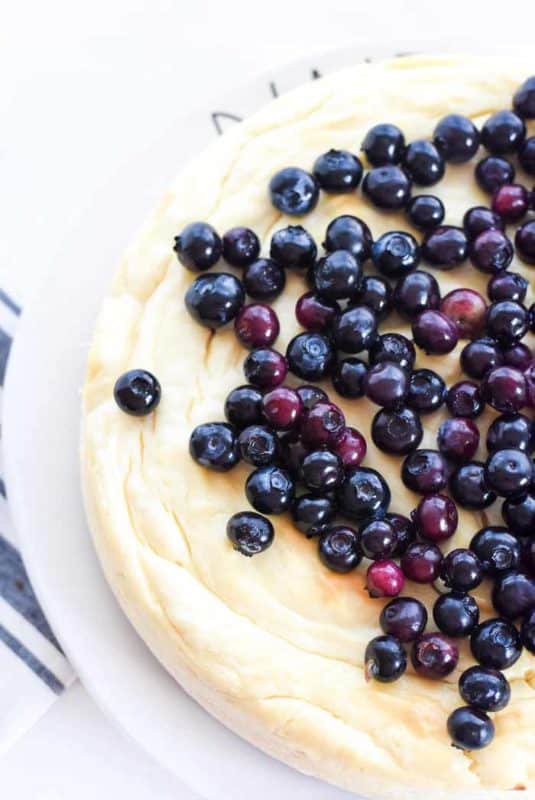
[380,597,427,642]
[222,227,260,267]
[470,618,522,669]
[300,401,345,448]
[336,467,391,521]
[434,593,480,638]
[269,167,319,215]
[433,114,480,163]
[407,369,445,414]
[174,221,221,271]
[481,110,526,154]
[313,250,362,301]
[368,333,415,371]
[448,707,495,751]
[323,215,373,261]
[318,525,362,573]
[353,275,392,320]
[279,430,308,477]
[422,226,468,268]
[403,139,445,185]
[487,271,528,303]
[406,194,445,230]
[519,136,535,175]
[371,231,420,278]
[487,413,534,454]
[450,461,496,510]
[237,425,279,467]
[301,449,344,493]
[361,123,405,166]
[502,492,535,537]
[516,220,535,265]
[372,407,423,455]
[411,632,459,678]
[470,229,514,274]
[438,417,480,463]
[364,635,406,683]
[313,149,363,192]
[482,366,527,413]
[286,332,335,382]
[245,465,294,515]
[362,166,411,210]
[262,386,302,431]
[492,183,530,222]
[492,571,535,620]
[526,360,535,407]
[459,666,510,712]
[224,385,264,428]
[189,422,239,471]
[505,341,533,371]
[486,300,529,344]
[185,272,244,329]
[367,560,405,598]
[446,381,484,418]
[243,258,285,301]
[401,541,443,583]
[386,513,416,557]
[333,426,367,467]
[514,76,535,118]
[413,493,458,542]
[470,526,521,576]
[475,156,515,194]
[295,291,339,332]
[270,225,317,270]
[460,337,503,380]
[412,309,459,355]
[332,358,367,398]
[333,306,377,354]
[360,519,398,560]
[226,511,274,556]
[394,270,441,321]
[463,206,504,239]
[296,384,328,410]
[521,609,535,653]
[401,449,448,494]
[440,288,487,338]
[243,348,287,389]
[364,361,408,409]
[114,369,161,416]
[235,303,279,349]
[291,493,335,538]
[440,549,483,592]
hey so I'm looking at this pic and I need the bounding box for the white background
[2,1,535,797]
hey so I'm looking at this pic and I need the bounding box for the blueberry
[519,136,535,175]
[362,166,412,210]
[333,426,367,468]
[301,449,344,493]
[245,465,294,515]
[459,666,510,712]
[295,291,340,332]
[189,422,239,471]
[238,425,279,466]
[411,632,458,678]
[270,225,317,270]
[313,250,362,300]
[413,493,458,542]
[446,380,484,418]
[295,384,328,410]
[470,526,521,576]
[447,707,495,751]
[401,449,448,494]
[386,513,416,556]
[262,386,303,431]
[379,597,427,643]
[243,348,287,389]
[368,333,415,371]
[332,357,368,398]
[353,275,393,320]
[437,417,480,463]
[412,309,459,355]
[332,306,377,354]
[492,571,535,619]
[470,618,522,669]
[360,519,398,560]
[463,205,505,239]
[460,337,504,380]
[226,511,274,556]
[475,156,515,194]
[450,461,496,510]
[470,229,514,274]
[482,366,527,413]
[433,593,479,638]
[243,258,286,301]
[269,167,319,215]
[486,300,529,345]
[185,272,245,328]
[515,220,535,265]
[433,114,480,163]
[313,149,363,192]
[365,361,409,409]
[405,194,445,232]
[403,140,445,185]
[367,560,404,598]
[407,369,445,414]
[487,413,534,454]
[114,369,161,416]
[481,110,526,154]
[323,215,373,260]
[502,492,535,537]
[492,183,530,223]
[371,407,423,455]
[319,525,362,573]
[520,609,535,653]
[222,227,260,267]
[291,493,335,538]
[440,549,483,592]
[401,541,442,583]
[487,272,528,304]
[361,123,405,166]
[514,76,535,118]
[286,332,336,381]
[279,430,309,477]
[336,467,391,521]
[371,231,420,278]
[422,226,468,268]
[174,221,221,271]
[235,303,280,349]
[224,385,264,428]
[365,635,407,682]
[300,401,345,448]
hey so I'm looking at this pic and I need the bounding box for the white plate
[2,40,508,799]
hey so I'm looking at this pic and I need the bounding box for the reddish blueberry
[367,560,405,598]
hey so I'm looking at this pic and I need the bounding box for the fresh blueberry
[470,618,522,669]
[295,384,328,410]
[492,571,535,619]
[406,194,445,230]
[520,609,535,653]
[368,333,415,371]
[270,225,317,270]
[222,227,260,267]
[434,593,479,638]
[371,407,423,455]
[313,250,362,300]
[332,306,377,354]
[235,303,280,349]
[295,292,340,332]
[475,156,515,193]
[365,361,408,409]
[411,632,459,678]
[446,380,484,418]
[279,430,309,477]
[450,461,496,510]
[440,288,487,338]
[470,526,521,576]
[360,519,398,560]
[433,114,480,163]
[336,467,391,521]
[353,275,393,320]
[440,548,483,592]
[519,136,535,175]
[323,215,373,260]
[367,560,405,598]
[114,369,161,416]
[422,226,468,268]
[361,123,405,166]
[505,341,533,371]
[301,449,344,493]
[189,422,239,471]
[401,449,448,494]
[286,332,336,381]
[403,140,445,185]
[226,511,274,556]
[371,231,420,278]
[413,493,458,542]
[262,386,303,431]
[300,400,345,448]
[438,417,480,462]
[463,205,505,239]
[515,220,535,265]
[492,183,530,222]
[447,707,495,751]
[502,491,535,537]
[174,221,221,271]
[365,635,407,682]
[333,426,367,468]
[379,597,427,643]
[393,270,441,320]
[459,666,510,712]
[487,413,534,454]
[460,337,504,380]
[318,525,362,573]
[386,513,416,556]
[243,348,288,389]
[407,369,445,413]
[514,76,535,118]
[481,110,526,155]
[224,385,264,428]
[470,229,514,274]
[486,300,529,345]
[237,424,279,466]
[362,166,412,209]
[291,493,336,538]
[412,310,459,355]
[245,465,294,514]
[185,272,244,328]
[313,149,363,192]
[332,357,368,398]
[269,167,319,215]
[487,272,528,303]
[243,258,285,301]
[482,366,527,413]
[401,541,443,583]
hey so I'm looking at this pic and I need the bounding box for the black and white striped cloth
[0,291,75,753]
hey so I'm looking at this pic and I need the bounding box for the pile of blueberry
[113,74,535,754]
